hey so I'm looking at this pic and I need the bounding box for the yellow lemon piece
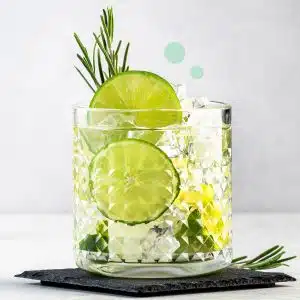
[175,184,214,209]
[202,201,231,249]
[175,184,231,249]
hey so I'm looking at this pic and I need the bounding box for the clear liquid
[73,125,232,276]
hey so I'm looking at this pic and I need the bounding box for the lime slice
[89,139,180,225]
[90,71,182,128]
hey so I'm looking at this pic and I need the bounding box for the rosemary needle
[232,245,297,270]
[74,7,130,92]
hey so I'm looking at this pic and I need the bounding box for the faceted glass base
[76,246,232,278]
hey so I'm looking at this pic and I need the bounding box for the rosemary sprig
[232,245,297,270]
[74,7,130,92]
[74,67,96,93]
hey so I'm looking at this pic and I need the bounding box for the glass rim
[72,101,231,112]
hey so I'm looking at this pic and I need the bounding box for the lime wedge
[90,71,182,128]
[89,139,180,225]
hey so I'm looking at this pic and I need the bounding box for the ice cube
[140,207,185,262]
[107,113,135,128]
[108,221,151,262]
[141,221,180,263]
[74,199,104,242]
[156,130,182,158]
[180,96,207,111]
[180,98,194,110]
[91,112,136,129]
[192,96,208,108]
[192,127,223,167]
[172,84,187,101]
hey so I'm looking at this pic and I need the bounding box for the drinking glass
[73,102,232,278]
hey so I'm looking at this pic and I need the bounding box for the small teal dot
[164,42,185,64]
[190,66,204,79]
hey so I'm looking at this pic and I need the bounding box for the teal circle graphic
[164,42,185,64]
[190,66,204,79]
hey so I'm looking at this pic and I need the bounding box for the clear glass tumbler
[73,102,232,278]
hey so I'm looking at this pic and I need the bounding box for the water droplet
[164,42,185,64]
[190,66,204,79]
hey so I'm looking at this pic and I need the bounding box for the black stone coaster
[15,268,296,297]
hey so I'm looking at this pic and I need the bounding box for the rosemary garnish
[232,245,297,270]
[74,7,130,93]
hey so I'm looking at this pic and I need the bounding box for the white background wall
[0,0,299,213]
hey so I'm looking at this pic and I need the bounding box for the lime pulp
[89,139,180,225]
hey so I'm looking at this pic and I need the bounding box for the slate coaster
[15,268,296,297]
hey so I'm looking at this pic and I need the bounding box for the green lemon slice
[90,71,182,127]
[89,139,180,225]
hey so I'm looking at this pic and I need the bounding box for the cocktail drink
[73,74,232,278]
[72,9,232,278]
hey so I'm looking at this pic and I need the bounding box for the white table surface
[0,213,299,299]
